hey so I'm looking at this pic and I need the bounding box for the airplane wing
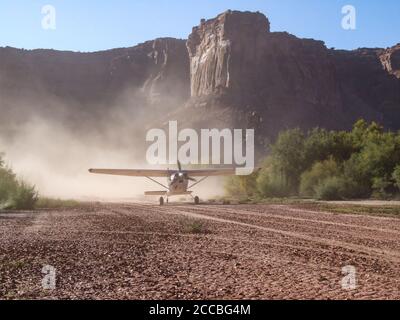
[88,169,171,177]
[183,168,237,177]
[89,167,256,177]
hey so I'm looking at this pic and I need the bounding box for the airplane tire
[194,196,200,205]
[159,197,164,206]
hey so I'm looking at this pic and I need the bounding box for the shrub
[0,153,38,210]
[256,168,292,198]
[315,177,343,201]
[225,176,247,198]
[393,165,400,190]
[225,172,259,198]
[180,218,208,234]
[336,177,368,199]
[0,166,18,205]
[35,197,80,209]
[371,176,395,199]
[226,120,400,201]
[299,158,341,197]
[342,155,372,198]
[8,181,38,210]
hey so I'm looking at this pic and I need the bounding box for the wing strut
[145,176,169,190]
[188,176,209,189]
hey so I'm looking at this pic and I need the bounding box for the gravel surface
[0,203,399,300]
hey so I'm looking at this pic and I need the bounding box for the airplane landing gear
[159,197,164,206]
[194,196,200,205]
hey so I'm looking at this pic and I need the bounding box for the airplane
[88,161,237,205]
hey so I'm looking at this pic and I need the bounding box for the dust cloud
[0,89,226,201]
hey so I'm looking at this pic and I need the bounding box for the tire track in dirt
[178,205,400,253]
[54,227,395,284]
[182,205,400,235]
[140,204,400,263]
[272,205,400,227]
[104,205,393,261]
[108,204,400,293]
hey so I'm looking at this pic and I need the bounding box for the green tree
[271,128,306,191]
[392,165,400,190]
[256,158,292,198]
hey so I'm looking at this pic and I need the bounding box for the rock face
[187,11,270,98]
[331,47,400,129]
[0,38,189,126]
[379,44,400,79]
[182,10,400,137]
[109,38,189,108]
[0,10,399,145]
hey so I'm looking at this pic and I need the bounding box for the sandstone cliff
[0,38,189,127]
[183,10,400,137]
[1,10,399,146]
[379,44,400,79]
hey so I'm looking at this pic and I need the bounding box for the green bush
[299,157,341,197]
[224,176,245,198]
[256,168,292,198]
[8,181,38,210]
[35,197,80,209]
[225,120,400,201]
[225,171,259,198]
[180,218,208,234]
[0,166,18,205]
[315,177,343,201]
[0,154,38,210]
[371,176,396,199]
[335,177,367,199]
[393,165,400,190]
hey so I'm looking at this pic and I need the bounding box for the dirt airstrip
[0,202,399,299]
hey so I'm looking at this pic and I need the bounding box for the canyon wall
[1,10,399,144]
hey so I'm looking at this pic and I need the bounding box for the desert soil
[0,202,399,300]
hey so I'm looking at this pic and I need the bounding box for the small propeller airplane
[89,161,237,205]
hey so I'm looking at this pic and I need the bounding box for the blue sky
[0,0,399,52]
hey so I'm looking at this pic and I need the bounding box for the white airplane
[89,161,236,205]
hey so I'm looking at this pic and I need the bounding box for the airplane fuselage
[167,172,189,195]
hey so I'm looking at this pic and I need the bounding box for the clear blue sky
[0,0,399,52]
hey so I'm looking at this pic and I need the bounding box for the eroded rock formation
[380,44,400,79]
[0,10,399,144]
[183,10,400,136]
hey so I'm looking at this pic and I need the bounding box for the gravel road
[0,203,399,299]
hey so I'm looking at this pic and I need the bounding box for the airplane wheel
[159,197,164,206]
[194,196,200,205]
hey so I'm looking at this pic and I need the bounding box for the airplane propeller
[177,160,197,182]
